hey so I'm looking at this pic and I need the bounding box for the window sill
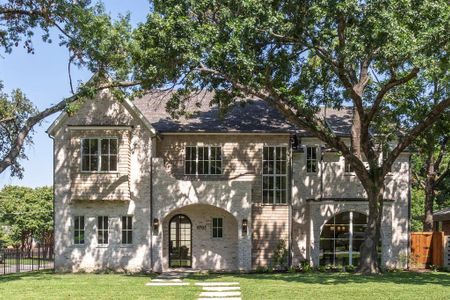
[96,245,109,248]
[344,173,356,176]
[80,171,120,175]
[119,245,134,248]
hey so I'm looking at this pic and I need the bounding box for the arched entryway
[169,214,192,268]
[162,204,239,270]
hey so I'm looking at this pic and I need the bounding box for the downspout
[288,135,294,268]
[150,157,153,271]
[47,131,56,272]
[407,154,412,269]
[320,146,324,201]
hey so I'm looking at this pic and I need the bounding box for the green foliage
[0,84,37,177]
[272,239,288,270]
[411,187,425,232]
[0,185,53,249]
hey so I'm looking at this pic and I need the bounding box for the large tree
[132,0,450,273]
[0,0,139,177]
[0,185,53,252]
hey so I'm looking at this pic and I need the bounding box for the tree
[0,185,53,252]
[132,0,450,273]
[411,116,450,231]
[0,0,141,177]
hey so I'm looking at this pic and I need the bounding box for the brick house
[47,89,411,272]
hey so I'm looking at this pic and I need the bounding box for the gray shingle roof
[433,208,450,221]
[132,90,353,135]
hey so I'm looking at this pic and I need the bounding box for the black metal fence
[0,245,54,275]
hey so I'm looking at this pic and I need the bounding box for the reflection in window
[320,211,379,266]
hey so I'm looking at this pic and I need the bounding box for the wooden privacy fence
[410,232,444,268]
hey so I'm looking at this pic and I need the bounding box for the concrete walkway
[145,271,191,286]
[146,272,243,299]
[196,282,241,300]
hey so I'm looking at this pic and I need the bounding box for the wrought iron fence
[0,244,54,275]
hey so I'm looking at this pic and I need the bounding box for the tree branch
[385,96,450,173]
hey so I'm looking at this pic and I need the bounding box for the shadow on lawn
[187,272,450,287]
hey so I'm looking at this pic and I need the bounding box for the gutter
[407,154,412,269]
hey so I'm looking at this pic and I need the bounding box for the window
[74,216,85,245]
[185,146,222,175]
[81,138,118,172]
[306,146,317,173]
[97,216,109,245]
[212,218,223,238]
[344,157,354,173]
[121,216,133,245]
[262,146,287,204]
[320,211,381,266]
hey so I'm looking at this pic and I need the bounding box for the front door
[169,214,192,268]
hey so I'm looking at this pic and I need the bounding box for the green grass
[1,270,450,300]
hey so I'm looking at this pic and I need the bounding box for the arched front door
[169,214,192,268]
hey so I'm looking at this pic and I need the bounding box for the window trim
[73,216,85,245]
[121,215,133,245]
[80,137,119,173]
[306,146,318,173]
[212,217,223,238]
[97,216,109,246]
[184,145,223,176]
[262,145,288,205]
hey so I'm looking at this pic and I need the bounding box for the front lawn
[1,270,450,300]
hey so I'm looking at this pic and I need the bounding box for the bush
[300,261,314,273]
[272,240,288,271]
[255,266,268,273]
[345,265,356,273]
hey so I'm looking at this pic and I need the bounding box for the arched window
[320,211,369,266]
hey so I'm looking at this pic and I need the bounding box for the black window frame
[97,216,109,245]
[262,146,288,204]
[81,138,118,172]
[212,217,223,238]
[306,146,318,173]
[184,146,222,175]
[121,216,133,245]
[74,216,85,245]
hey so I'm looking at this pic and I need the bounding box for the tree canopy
[0,185,53,250]
[132,0,450,273]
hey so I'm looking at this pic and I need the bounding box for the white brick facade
[49,94,411,272]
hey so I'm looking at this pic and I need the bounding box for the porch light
[153,218,159,232]
[242,219,248,235]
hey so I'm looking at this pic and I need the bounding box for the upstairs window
[263,146,287,204]
[306,146,318,173]
[212,218,223,238]
[185,146,222,175]
[81,138,118,172]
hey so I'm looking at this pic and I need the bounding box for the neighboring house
[434,209,450,236]
[47,89,411,273]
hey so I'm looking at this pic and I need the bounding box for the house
[47,89,411,272]
[434,208,450,236]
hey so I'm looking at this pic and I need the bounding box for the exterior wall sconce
[153,218,159,232]
[242,219,248,235]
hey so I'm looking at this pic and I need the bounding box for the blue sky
[0,1,151,188]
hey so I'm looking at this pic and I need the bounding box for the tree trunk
[423,176,435,231]
[358,180,384,274]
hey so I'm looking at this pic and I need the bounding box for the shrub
[300,261,313,273]
[345,265,356,273]
[272,240,288,271]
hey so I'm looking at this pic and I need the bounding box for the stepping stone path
[196,282,242,300]
[146,271,190,286]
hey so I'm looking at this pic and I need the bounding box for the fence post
[31,247,34,272]
[16,248,20,273]
[3,251,5,274]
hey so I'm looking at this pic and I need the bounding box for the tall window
[212,218,223,238]
[74,216,85,245]
[121,216,133,245]
[344,157,354,173]
[320,211,379,266]
[97,216,109,245]
[81,138,118,172]
[185,146,222,175]
[306,146,317,173]
[262,146,287,204]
